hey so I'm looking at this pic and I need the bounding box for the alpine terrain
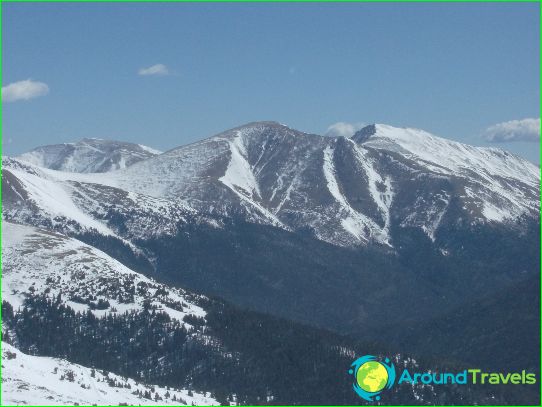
[17,138,161,173]
[2,122,540,405]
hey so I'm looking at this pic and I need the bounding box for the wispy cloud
[138,64,169,76]
[483,118,540,143]
[2,79,49,103]
[325,122,366,138]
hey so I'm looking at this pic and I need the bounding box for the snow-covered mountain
[2,342,218,406]
[107,121,538,244]
[2,221,206,323]
[17,138,161,173]
[2,122,539,405]
[3,122,539,248]
[3,121,538,336]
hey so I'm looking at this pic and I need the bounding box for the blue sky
[2,2,540,163]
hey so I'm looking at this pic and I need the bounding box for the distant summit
[17,138,161,173]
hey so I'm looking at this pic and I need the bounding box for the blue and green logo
[348,355,396,402]
[349,354,537,402]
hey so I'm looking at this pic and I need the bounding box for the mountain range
[9,122,537,247]
[2,121,540,405]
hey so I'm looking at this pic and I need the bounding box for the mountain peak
[351,123,429,143]
[351,124,377,143]
[17,138,161,173]
[207,121,314,144]
[81,137,105,142]
[242,120,283,127]
[231,121,296,133]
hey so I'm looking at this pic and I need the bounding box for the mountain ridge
[17,138,162,173]
[5,121,539,249]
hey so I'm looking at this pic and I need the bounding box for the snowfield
[1,342,219,406]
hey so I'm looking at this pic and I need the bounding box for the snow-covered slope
[2,157,211,245]
[357,124,540,182]
[0,221,232,405]
[17,138,161,173]
[2,221,205,325]
[1,342,218,406]
[104,121,539,244]
[356,124,540,224]
[3,121,539,248]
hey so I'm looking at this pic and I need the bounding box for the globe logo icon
[349,355,396,401]
[357,360,389,392]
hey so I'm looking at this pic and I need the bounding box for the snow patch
[219,132,261,199]
[322,145,389,244]
[138,144,163,155]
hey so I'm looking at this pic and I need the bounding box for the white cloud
[138,64,169,76]
[2,79,49,103]
[325,122,366,138]
[483,118,540,143]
